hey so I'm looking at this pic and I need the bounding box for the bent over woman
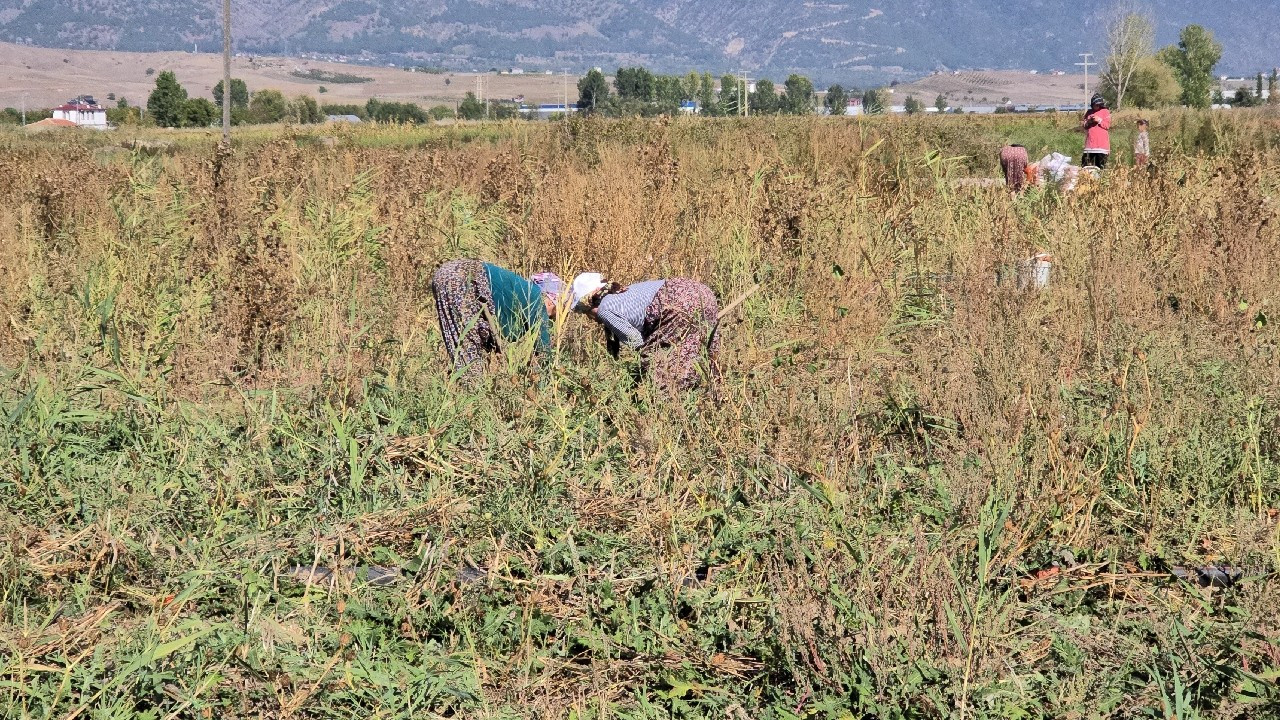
[431,259,557,383]
[1000,144,1029,192]
[570,272,720,393]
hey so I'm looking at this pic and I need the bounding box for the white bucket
[1017,253,1052,291]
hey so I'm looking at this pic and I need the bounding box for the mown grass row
[2,110,1279,718]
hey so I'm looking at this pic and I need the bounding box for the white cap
[570,272,607,310]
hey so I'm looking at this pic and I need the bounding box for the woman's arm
[596,306,645,349]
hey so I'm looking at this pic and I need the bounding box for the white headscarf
[570,272,607,311]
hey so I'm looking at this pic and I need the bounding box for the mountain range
[0,1,1275,83]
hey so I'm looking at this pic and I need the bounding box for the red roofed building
[28,118,78,129]
[52,95,107,128]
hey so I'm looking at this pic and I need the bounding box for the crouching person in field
[569,272,721,394]
[430,259,560,383]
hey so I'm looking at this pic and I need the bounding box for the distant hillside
[0,1,1275,83]
[0,41,573,110]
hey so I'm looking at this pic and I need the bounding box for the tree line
[139,72,544,127]
[1101,15,1276,110]
[576,67,845,116]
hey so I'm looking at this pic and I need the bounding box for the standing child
[1134,119,1150,167]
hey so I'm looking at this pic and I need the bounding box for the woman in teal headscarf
[430,260,561,383]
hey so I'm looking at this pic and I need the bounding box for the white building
[52,96,107,128]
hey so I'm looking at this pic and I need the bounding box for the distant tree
[697,72,718,116]
[1269,69,1279,106]
[824,84,847,115]
[577,69,610,113]
[428,104,455,120]
[490,100,521,120]
[248,89,288,124]
[782,74,815,114]
[116,97,130,110]
[751,78,780,114]
[1231,87,1262,108]
[683,71,701,102]
[720,74,743,115]
[653,74,686,112]
[182,97,218,127]
[1100,7,1155,110]
[1257,72,1265,99]
[458,91,485,120]
[862,88,888,114]
[1157,24,1222,109]
[289,95,324,123]
[904,95,924,114]
[934,93,948,112]
[615,66,656,102]
[106,104,139,125]
[321,103,368,120]
[366,99,428,123]
[212,78,249,109]
[1121,56,1181,108]
[696,72,716,115]
[146,70,188,128]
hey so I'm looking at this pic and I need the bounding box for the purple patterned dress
[431,259,499,384]
[639,278,721,393]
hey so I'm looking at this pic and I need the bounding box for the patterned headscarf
[530,272,564,298]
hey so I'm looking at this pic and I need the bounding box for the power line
[1075,53,1095,105]
[221,0,231,143]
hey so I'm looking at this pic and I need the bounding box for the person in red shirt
[1081,93,1111,169]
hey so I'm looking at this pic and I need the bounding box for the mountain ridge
[0,1,1274,84]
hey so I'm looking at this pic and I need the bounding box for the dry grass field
[0,40,1103,114]
[899,70,1090,107]
[2,110,1280,718]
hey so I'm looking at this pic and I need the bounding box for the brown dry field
[0,39,1101,111]
[0,40,574,109]
[901,69,1090,106]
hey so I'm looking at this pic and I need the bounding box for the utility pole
[562,69,569,116]
[1075,53,1094,105]
[21,92,27,126]
[221,0,231,143]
